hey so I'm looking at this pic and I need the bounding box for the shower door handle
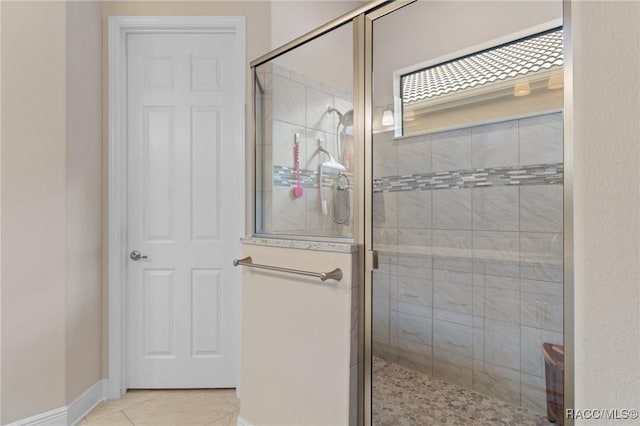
[367,250,379,271]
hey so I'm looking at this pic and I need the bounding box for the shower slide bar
[233,256,343,282]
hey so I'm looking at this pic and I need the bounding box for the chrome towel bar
[232,256,343,282]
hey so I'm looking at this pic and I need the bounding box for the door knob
[130,250,148,261]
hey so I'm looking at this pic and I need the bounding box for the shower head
[327,106,354,127]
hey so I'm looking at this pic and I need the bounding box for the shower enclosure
[250,1,571,424]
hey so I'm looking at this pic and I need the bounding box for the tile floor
[373,357,553,426]
[79,389,239,426]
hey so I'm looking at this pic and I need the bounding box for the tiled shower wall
[257,63,353,237]
[372,112,563,414]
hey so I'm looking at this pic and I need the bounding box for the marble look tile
[485,319,521,370]
[432,349,473,388]
[473,273,520,290]
[472,120,519,169]
[485,287,520,323]
[373,296,390,342]
[520,185,563,233]
[397,134,431,175]
[473,324,485,361]
[260,192,273,234]
[373,192,397,229]
[521,372,547,415]
[519,112,563,165]
[433,269,473,286]
[304,128,336,170]
[432,188,472,230]
[433,309,473,327]
[390,262,431,279]
[521,281,563,332]
[306,86,335,133]
[304,189,329,236]
[397,340,433,376]
[334,97,354,118]
[85,412,133,426]
[272,74,306,126]
[433,281,473,316]
[432,230,473,258]
[373,271,390,298]
[122,390,238,426]
[542,329,563,347]
[271,186,307,233]
[373,132,398,177]
[472,186,519,231]
[520,232,563,283]
[432,128,472,172]
[521,326,546,377]
[272,120,305,167]
[473,258,520,278]
[397,312,432,346]
[397,190,431,229]
[433,319,473,357]
[473,362,521,406]
[269,62,290,78]
[391,300,432,318]
[473,285,485,317]
[473,231,519,262]
[260,145,273,190]
[392,275,432,307]
[373,342,399,366]
[433,256,473,273]
[375,258,391,275]
[373,228,398,248]
[396,254,432,267]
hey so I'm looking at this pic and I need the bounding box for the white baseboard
[68,379,107,425]
[237,416,252,426]
[6,380,107,426]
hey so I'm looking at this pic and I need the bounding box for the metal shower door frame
[247,0,574,424]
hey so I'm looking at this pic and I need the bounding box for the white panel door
[126,32,241,388]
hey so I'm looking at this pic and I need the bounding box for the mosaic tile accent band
[272,165,354,190]
[375,162,563,192]
[273,163,563,192]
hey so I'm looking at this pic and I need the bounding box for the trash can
[542,343,564,424]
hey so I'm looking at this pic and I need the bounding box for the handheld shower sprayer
[318,146,346,172]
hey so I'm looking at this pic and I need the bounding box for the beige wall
[269,1,362,94]
[571,1,640,422]
[1,1,68,423]
[65,1,103,402]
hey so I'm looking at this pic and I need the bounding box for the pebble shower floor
[372,357,553,426]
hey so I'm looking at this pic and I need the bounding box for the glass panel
[254,22,354,239]
[370,2,564,424]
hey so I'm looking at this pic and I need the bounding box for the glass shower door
[369,2,564,424]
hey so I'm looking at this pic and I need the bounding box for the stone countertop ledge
[241,236,359,254]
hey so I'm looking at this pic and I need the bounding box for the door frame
[107,16,246,400]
